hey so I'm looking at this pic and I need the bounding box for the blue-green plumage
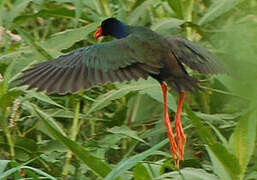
[15,17,228,168]
[16,18,226,94]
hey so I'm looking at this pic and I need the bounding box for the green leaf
[0,0,8,26]
[0,49,41,69]
[73,0,83,27]
[13,8,89,26]
[40,22,98,52]
[104,139,168,180]
[0,90,20,109]
[15,27,53,60]
[195,112,240,121]
[246,171,257,180]
[26,90,64,109]
[205,121,228,147]
[133,163,151,180]
[86,80,156,115]
[22,101,66,136]
[100,0,111,16]
[52,0,72,2]
[207,143,241,180]
[83,0,102,19]
[15,137,38,154]
[167,0,183,18]
[185,106,216,145]
[229,111,257,179]
[140,79,176,111]
[0,160,9,174]
[198,0,237,25]
[0,165,56,180]
[0,159,39,179]
[3,56,16,82]
[23,166,57,179]
[44,109,80,119]
[185,106,241,180]
[108,125,146,143]
[152,18,185,34]
[126,93,162,123]
[87,78,176,115]
[2,0,31,28]
[34,106,118,179]
[127,0,153,25]
[156,168,219,180]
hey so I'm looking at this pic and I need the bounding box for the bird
[16,17,226,167]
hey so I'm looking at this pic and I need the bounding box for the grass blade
[167,0,183,18]
[127,0,152,25]
[15,27,53,60]
[13,8,89,26]
[198,0,237,25]
[41,22,98,52]
[2,0,31,28]
[186,106,241,180]
[133,163,151,180]
[104,139,168,180]
[0,160,10,174]
[34,106,119,179]
[151,18,185,34]
[229,111,257,179]
[87,78,176,115]
[73,0,83,27]
[86,81,156,115]
[185,105,216,145]
[26,90,64,109]
[207,143,241,180]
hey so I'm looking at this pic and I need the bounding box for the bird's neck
[116,25,151,39]
[125,25,154,37]
[111,24,128,39]
[125,25,140,35]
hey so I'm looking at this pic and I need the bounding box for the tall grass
[0,0,256,179]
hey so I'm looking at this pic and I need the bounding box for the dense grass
[0,0,256,179]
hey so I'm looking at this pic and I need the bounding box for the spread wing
[16,35,163,94]
[166,36,227,74]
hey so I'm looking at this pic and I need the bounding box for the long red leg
[160,83,178,167]
[175,91,186,162]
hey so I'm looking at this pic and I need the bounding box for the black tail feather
[166,76,200,93]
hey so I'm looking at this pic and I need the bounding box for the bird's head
[94,18,126,40]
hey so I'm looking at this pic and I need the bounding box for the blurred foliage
[0,0,256,179]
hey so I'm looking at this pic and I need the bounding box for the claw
[160,83,186,168]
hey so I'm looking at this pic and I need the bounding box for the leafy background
[0,0,256,179]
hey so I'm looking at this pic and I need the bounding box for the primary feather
[16,18,226,94]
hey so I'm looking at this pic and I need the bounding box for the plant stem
[101,0,111,16]
[186,0,195,41]
[1,110,15,159]
[62,98,81,178]
[5,128,15,159]
[89,119,95,137]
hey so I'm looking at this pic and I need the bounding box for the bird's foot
[160,82,180,167]
[175,116,186,161]
[164,114,178,165]
[160,83,187,168]
[174,91,186,162]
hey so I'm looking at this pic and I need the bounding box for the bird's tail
[166,76,200,93]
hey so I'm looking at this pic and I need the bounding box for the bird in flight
[16,18,226,167]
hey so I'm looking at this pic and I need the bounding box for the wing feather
[36,67,61,92]
[24,65,55,89]
[45,68,65,94]
[16,34,165,94]
[166,36,227,74]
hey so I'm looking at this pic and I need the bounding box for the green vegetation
[0,0,256,179]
